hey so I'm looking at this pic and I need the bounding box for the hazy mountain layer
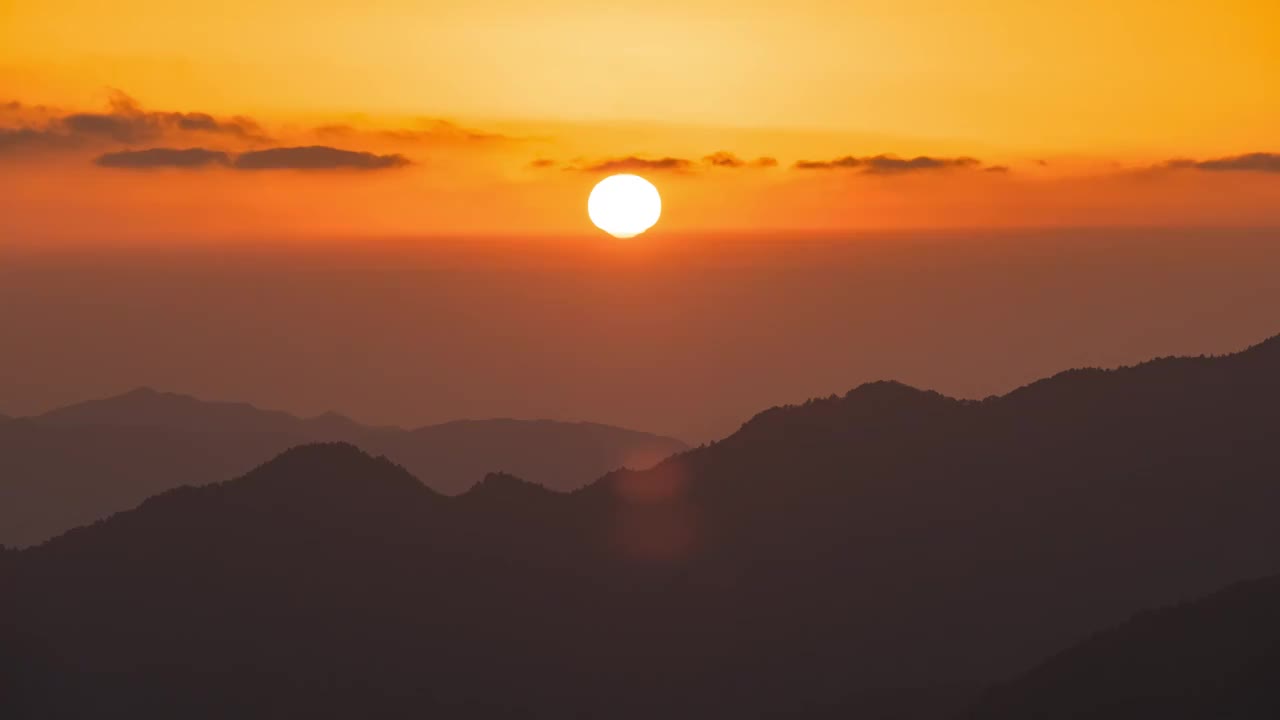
[0,389,687,546]
[4,335,1280,718]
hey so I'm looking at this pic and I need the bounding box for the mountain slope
[5,334,1280,718]
[965,573,1280,719]
[0,391,688,546]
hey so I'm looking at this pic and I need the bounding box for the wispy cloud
[539,152,779,173]
[702,151,778,168]
[315,119,511,145]
[59,91,263,143]
[1164,152,1280,173]
[576,156,696,173]
[1,91,266,154]
[234,146,409,170]
[793,154,983,173]
[93,145,410,171]
[0,127,76,152]
[95,147,232,169]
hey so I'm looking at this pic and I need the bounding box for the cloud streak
[0,127,76,152]
[578,156,696,173]
[793,154,983,174]
[539,152,781,173]
[702,151,778,168]
[234,146,409,170]
[1165,152,1280,173]
[316,119,510,145]
[1,91,266,154]
[59,91,263,143]
[95,147,232,169]
[93,145,410,171]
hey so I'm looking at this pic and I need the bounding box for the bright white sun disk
[588,174,661,238]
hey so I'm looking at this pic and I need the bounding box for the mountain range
[0,388,687,547]
[4,335,1280,718]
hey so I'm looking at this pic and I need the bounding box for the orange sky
[2,2,1280,439]
[3,0,1280,239]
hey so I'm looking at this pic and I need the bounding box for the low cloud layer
[93,145,410,171]
[96,148,231,168]
[62,92,263,142]
[579,156,695,173]
[235,146,409,170]
[0,127,75,152]
[702,151,778,168]
[540,152,780,173]
[315,119,510,145]
[2,92,507,163]
[1,91,265,153]
[1165,152,1280,173]
[794,154,983,173]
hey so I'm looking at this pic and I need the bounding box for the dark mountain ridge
[5,334,1280,718]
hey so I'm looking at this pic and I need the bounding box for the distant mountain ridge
[33,386,372,435]
[4,333,1280,718]
[0,389,688,547]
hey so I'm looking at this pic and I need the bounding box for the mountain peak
[843,379,946,402]
[732,379,959,441]
[460,471,555,503]
[188,442,438,510]
[248,442,407,481]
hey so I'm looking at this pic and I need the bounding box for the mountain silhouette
[965,572,1280,719]
[33,386,370,435]
[0,389,688,546]
[4,334,1280,718]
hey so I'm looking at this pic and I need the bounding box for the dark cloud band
[95,148,232,169]
[534,153,781,173]
[234,146,409,170]
[1166,152,1280,173]
[93,145,410,171]
[794,154,983,173]
[702,152,778,168]
[579,156,695,173]
[1,91,266,153]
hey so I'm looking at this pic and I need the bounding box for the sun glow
[587,174,662,238]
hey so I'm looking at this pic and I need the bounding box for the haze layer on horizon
[4,227,1278,442]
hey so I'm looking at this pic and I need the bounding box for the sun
[588,174,662,238]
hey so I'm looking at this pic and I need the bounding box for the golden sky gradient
[3,1,1280,438]
[3,0,1279,238]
